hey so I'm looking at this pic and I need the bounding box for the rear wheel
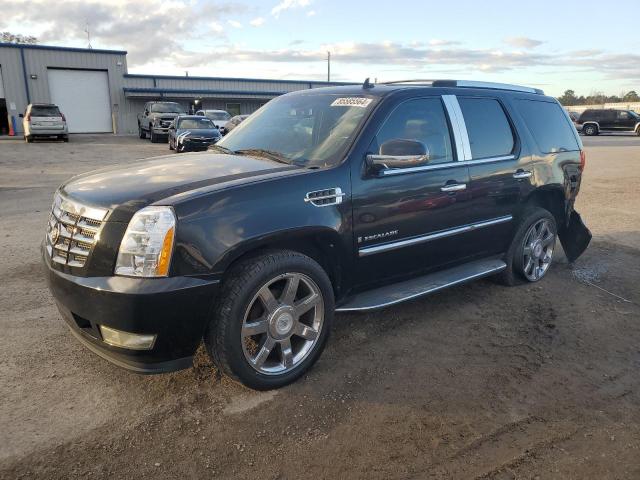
[494,207,557,286]
[62,135,69,143]
[205,250,334,390]
[138,124,146,139]
[583,124,598,136]
[25,135,33,143]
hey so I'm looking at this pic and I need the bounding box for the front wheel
[149,129,158,143]
[205,250,334,390]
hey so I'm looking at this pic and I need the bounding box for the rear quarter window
[515,100,580,154]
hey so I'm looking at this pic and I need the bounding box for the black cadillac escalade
[44,80,591,390]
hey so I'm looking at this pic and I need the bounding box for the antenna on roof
[84,21,92,50]
[363,77,374,89]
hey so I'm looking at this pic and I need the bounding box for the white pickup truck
[137,101,186,142]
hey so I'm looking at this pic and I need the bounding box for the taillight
[61,113,66,121]
[579,150,586,172]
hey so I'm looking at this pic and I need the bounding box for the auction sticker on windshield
[331,97,373,108]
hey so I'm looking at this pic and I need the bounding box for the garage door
[48,69,112,133]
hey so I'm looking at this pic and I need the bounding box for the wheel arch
[214,227,349,298]
[522,186,567,229]
[582,121,599,133]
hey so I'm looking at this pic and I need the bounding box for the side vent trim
[304,187,345,207]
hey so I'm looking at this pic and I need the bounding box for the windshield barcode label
[331,97,372,108]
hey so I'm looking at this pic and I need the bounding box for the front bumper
[44,251,220,373]
[151,127,170,135]
[179,138,219,151]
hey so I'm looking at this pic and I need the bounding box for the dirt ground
[0,134,639,479]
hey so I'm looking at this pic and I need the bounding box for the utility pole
[327,51,331,82]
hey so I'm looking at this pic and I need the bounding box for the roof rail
[381,79,544,95]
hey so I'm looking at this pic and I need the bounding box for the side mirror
[367,139,429,172]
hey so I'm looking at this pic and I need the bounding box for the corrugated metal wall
[0,43,354,135]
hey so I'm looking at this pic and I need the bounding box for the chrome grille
[45,193,108,268]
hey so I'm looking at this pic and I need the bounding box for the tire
[494,207,557,286]
[25,135,33,143]
[63,135,69,143]
[150,129,158,143]
[583,124,598,136]
[138,124,146,139]
[205,250,334,390]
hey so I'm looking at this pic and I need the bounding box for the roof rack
[379,79,544,95]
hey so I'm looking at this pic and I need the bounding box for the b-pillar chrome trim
[442,95,472,161]
[358,215,513,257]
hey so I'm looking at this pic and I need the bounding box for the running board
[336,258,506,312]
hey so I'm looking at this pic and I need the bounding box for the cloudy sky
[2,0,639,96]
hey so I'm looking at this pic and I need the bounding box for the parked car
[576,108,640,136]
[168,116,222,152]
[195,109,232,133]
[224,114,250,134]
[22,103,68,143]
[43,80,591,390]
[138,102,186,142]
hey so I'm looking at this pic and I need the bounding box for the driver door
[351,96,474,288]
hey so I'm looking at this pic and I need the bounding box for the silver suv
[22,104,69,143]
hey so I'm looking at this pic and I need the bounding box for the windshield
[178,118,215,129]
[217,93,376,168]
[151,103,184,113]
[205,111,231,121]
[629,110,640,119]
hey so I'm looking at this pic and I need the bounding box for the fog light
[99,325,156,350]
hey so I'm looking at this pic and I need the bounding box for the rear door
[599,110,616,131]
[455,96,526,257]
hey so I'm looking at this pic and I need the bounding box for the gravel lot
[1,134,639,479]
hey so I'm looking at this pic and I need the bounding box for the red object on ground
[8,115,16,136]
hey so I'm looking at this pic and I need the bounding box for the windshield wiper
[208,144,236,155]
[235,149,291,165]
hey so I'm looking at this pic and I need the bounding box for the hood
[60,153,299,222]
[176,128,220,138]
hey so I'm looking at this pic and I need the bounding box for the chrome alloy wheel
[241,273,324,375]
[522,218,555,281]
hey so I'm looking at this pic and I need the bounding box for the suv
[43,80,591,390]
[577,108,640,136]
[138,101,186,142]
[22,103,69,143]
[195,109,232,133]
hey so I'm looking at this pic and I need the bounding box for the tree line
[557,89,640,106]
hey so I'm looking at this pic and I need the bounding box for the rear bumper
[44,250,220,374]
[29,128,68,135]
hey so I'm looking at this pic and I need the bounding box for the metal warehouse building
[0,43,352,136]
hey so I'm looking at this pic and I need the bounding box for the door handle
[440,183,467,192]
[513,170,532,179]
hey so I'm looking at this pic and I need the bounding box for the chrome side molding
[359,215,512,257]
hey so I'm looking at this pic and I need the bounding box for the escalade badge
[358,230,399,243]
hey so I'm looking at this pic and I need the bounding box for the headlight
[115,206,175,277]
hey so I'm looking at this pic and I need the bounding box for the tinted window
[151,103,184,113]
[580,110,598,121]
[458,98,514,159]
[375,98,454,164]
[515,100,580,153]
[618,111,630,120]
[31,105,61,117]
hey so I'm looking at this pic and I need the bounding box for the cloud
[504,36,544,48]
[307,10,316,17]
[0,0,245,64]
[428,39,460,47]
[249,17,265,27]
[227,19,242,28]
[271,0,311,18]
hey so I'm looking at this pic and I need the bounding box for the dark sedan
[168,116,221,152]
